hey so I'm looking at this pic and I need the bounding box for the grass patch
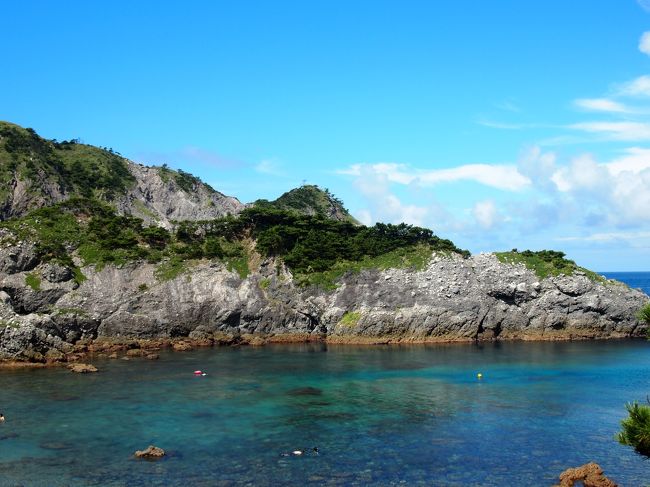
[138,283,148,292]
[495,249,605,282]
[155,256,188,282]
[221,240,249,279]
[72,267,87,284]
[259,278,271,290]
[338,311,362,328]
[53,307,88,317]
[25,272,41,291]
[296,244,435,290]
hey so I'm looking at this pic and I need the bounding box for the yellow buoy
[477,373,483,379]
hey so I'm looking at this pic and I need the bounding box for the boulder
[67,363,98,373]
[134,445,165,459]
[554,462,617,487]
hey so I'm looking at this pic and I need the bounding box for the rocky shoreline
[1,235,648,364]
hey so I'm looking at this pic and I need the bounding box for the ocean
[0,340,649,486]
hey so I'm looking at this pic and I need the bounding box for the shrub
[618,401,650,457]
[637,303,650,325]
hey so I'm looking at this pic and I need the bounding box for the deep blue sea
[602,271,650,296]
[1,340,650,486]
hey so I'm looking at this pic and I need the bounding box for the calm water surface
[0,341,649,486]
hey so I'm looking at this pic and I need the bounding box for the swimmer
[0,413,4,422]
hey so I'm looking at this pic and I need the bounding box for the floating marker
[477,373,483,379]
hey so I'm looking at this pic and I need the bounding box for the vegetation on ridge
[0,198,468,287]
[494,249,605,282]
[254,184,359,224]
[0,121,135,204]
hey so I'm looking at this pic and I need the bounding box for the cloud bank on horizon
[333,22,650,271]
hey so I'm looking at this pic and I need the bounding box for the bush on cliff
[618,401,650,457]
[637,303,650,339]
[0,197,469,284]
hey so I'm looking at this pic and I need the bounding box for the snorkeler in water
[280,447,318,457]
[0,413,5,422]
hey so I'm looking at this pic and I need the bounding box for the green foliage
[155,256,188,282]
[259,278,271,290]
[25,272,41,291]
[138,283,149,292]
[637,303,650,325]
[1,189,467,288]
[157,164,215,193]
[494,249,603,281]
[254,184,358,224]
[339,311,362,328]
[296,244,436,289]
[618,401,650,457]
[0,121,135,205]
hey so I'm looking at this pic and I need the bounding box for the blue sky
[2,0,650,270]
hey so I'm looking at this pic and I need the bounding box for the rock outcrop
[0,244,647,362]
[554,462,618,487]
[134,445,165,459]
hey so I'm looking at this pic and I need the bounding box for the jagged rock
[554,462,617,487]
[67,363,98,373]
[0,250,647,362]
[41,263,73,283]
[134,445,165,459]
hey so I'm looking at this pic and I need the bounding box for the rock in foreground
[554,462,617,487]
[67,364,98,373]
[134,445,165,459]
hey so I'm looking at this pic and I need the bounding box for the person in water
[0,413,4,422]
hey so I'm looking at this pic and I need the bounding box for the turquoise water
[0,341,649,486]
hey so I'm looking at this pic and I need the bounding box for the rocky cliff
[0,235,646,362]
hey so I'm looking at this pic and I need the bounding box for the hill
[254,185,359,224]
[0,121,243,226]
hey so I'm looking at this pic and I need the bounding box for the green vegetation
[53,307,88,317]
[1,193,468,288]
[637,303,650,325]
[259,278,271,290]
[158,164,215,194]
[296,244,437,289]
[618,401,650,457]
[495,249,605,281]
[338,311,362,328]
[155,256,189,282]
[25,272,41,291]
[0,121,135,205]
[138,283,148,292]
[254,184,359,224]
[637,303,650,339]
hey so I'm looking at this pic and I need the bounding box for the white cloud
[472,200,499,229]
[640,0,650,13]
[517,146,557,189]
[351,165,430,226]
[616,75,650,97]
[569,121,650,141]
[339,162,530,191]
[558,231,650,242]
[574,98,628,113]
[640,32,650,56]
[255,158,284,176]
[604,147,650,175]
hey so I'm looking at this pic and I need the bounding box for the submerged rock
[554,462,617,487]
[67,363,98,373]
[134,445,165,459]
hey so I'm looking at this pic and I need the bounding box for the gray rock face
[115,164,245,228]
[0,161,245,227]
[1,249,648,361]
